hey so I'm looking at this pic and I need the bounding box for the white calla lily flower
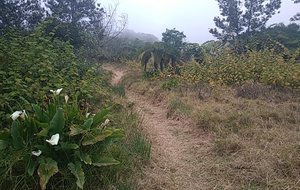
[50,88,63,95]
[10,111,23,120]
[46,134,60,145]
[64,95,69,103]
[20,110,28,120]
[104,119,110,125]
[31,150,42,157]
[101,118,110,127]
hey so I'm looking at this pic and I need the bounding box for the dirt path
[103,64,213,190]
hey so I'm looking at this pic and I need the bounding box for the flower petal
[10,111,23,120]
[56,88,63,95]
[46,134,60,145]
[64,95,69,103]
[31,150,42,157]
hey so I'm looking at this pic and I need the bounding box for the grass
[125,60,300,189]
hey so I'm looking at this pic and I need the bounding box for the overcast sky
[101,0,300,44]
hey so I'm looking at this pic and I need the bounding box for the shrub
[0,89,124,190]
[0,27,111,127]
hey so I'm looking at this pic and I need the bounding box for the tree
[291,0,300,21]
[210,0,281,41]
[162,28,186,58]
[209,0,243,41]
[0,0,45,34]
[45,0,106,48]
[243,0,281,33]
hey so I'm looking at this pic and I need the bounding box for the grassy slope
[124,61,300,189]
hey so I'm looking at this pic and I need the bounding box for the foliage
[44,0,105,49]
[291,0,300,21]
[180,50,300,88]
[210,0,281,41]
[0,26,110,127]
[210,0,243,41]
[0,0,45,34]
[0,91,123,190]
[162,28,186,58]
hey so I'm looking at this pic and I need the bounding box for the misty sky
[101,0,300,44]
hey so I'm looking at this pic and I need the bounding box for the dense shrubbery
[0,27,111,127]
[0,91,123,190]
[180,50,300,88]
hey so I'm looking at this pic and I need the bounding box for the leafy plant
[0,89,124,190]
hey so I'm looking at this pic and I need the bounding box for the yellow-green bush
[180,50,300,88]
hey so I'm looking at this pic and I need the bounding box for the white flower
[46,134,60,145]
[10,111,23,120]
[20,110,28,120]
[50,88,63,95]
[101,119,110,127]
[64,95,69,103]
[104,119,110,125]
[31,150,42,157]
[86,113,91,118]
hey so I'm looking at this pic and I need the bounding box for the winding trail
[103,64,213,190]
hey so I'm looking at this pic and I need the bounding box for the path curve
[103,64,213,190]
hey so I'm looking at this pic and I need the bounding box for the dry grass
[125,63,300,189]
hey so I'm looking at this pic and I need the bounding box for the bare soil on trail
[103,65,214,190]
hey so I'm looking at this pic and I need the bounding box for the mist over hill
[119,29,159,42]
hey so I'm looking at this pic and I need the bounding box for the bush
[0,27,111,127]
[180,50,300,88]
[0,90,123,190]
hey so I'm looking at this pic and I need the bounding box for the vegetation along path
[103,64,214,190]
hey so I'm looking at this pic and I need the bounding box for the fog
[101,0,300,44]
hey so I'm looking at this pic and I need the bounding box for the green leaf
[83,118,93,130]
[38,158,59,190]
[91,108,110,128]
[92,157,120,167]
[68,161,85,189]
[0,140,8,150]
[33,104,49,122]
[37,128,49,137]
[11,121,24,149]
[82,129,112,146]
[78,152,92,165]
[27,158,38,176]
[60,142,79,150]
[50,108,65,134]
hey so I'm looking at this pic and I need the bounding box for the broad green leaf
[92,157,120,167]
[60,142,79,150]
[36,121,50,129]
[83,118,93,130]
[68,162,85,189]
[37,128,49,137]
[38,158,58,190]
[0,140,8,150]
[78,152,92,165]
[11,121,24,149]
[91,108,110,128]
[109,129,125,139]
[27,158,38,176]
[69,125,86,136]
[32,104,49,122]
[82,129,112,146]
[50,108,65,134]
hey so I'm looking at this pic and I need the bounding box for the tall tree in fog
[0,0,45,34]
[45,0,106,48]
[290,0,300,21]
[210,0,282,41]
[209,0,244,41]
[243,0,281,33]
